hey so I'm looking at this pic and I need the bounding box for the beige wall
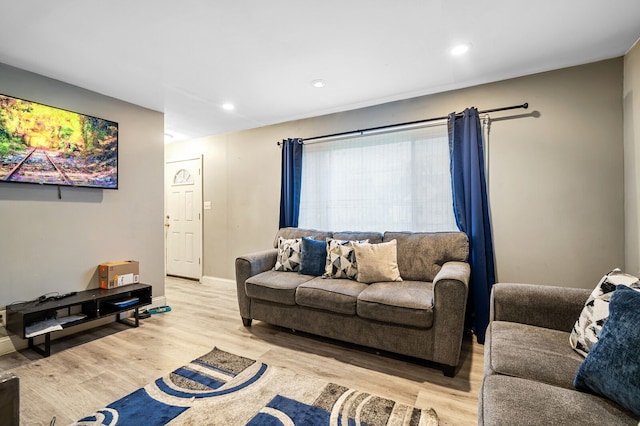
[167,58,625,289]
[0,63,165,307]
[624,41,640,276]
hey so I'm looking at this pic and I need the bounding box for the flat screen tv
[0,93,118,189]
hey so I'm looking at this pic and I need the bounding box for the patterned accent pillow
[322,239,368,280]
[569,268,640,357]
[274,237,302,272]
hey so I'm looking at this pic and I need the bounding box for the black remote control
[53,291,77,300]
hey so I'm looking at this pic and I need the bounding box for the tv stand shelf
[6,283,152,357]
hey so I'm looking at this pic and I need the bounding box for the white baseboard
[0,295,166,357]
[201,276,235,286]
[149,295,168,309]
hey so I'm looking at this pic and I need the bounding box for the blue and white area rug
[72,347,439,426]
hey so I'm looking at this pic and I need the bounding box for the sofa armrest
[236,249,278,277]
[490,283,591,332]
[434,261,471,288]
[235,249,278,319]
[432,261,470,367]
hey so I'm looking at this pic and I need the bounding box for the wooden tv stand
[6,283,152,357]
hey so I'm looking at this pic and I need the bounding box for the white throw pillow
[352,240,402,284]
[569,268,640,357]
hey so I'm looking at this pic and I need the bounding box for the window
[173,168,194,185]
[298,123,458,232]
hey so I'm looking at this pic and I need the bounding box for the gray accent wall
[624,41,640,276]
[0,63,165,307]
[166,58,626,289]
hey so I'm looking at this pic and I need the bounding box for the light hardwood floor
[0,277,484,425]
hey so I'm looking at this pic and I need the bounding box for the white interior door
[165,157,202,280]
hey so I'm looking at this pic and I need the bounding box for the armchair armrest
[490,283,591,332]
[432,261,470,368]
[235,249,278,319]
[0,372,19,426]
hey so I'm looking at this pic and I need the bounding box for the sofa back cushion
[333,231,383,244]
[273,228,333,248]
[384,232,468,281]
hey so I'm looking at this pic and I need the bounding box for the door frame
[164,155,203,281]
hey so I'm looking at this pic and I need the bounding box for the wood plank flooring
[0,277,484,425]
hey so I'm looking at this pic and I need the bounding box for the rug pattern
[73,347,439,426]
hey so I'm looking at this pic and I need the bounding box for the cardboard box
[99,260,140,289]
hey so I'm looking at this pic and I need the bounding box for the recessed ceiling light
[451,43,470,56]
[311,79,326,88]
[222,103,235,111]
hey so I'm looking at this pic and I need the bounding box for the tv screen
[0,93,118,189]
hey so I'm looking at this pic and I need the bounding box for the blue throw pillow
[298,237,327,276]
[574,285,640,417]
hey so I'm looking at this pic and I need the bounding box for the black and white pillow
[322,239,368,280]
[274,237,302,272]
[569,268,640,357]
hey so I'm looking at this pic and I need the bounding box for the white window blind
[298,123,458,233]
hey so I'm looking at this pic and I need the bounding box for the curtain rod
[277,102,528,145]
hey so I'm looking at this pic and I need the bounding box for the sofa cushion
[274,237,302,272]
[298,237,327,276]
[485,321,584,390]
[352,240,402,284]
[357,281,434,328]
[246,271,314,305]
[333,231,383,244]
[384,232,468,281]
[569,268,640,357]
[480,375,637,426]
[295,277,368,315]
[574,285,640,418]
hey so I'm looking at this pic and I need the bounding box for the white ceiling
[1,1,639,142]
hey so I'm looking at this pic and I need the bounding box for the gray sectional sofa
[235,227,470,376]
[480,283,639,425]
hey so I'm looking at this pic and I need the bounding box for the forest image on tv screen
[0,94,118,189]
